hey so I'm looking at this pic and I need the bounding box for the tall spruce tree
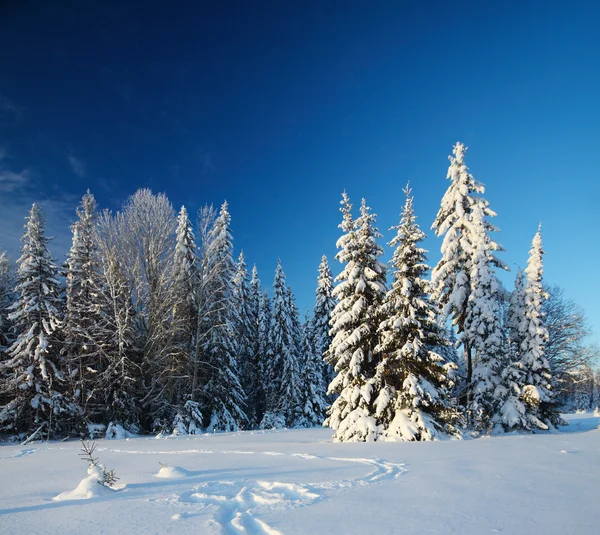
[325,194,387,442]
[202,201,247,431]
[465,205,506,433]
[497,269,529,430]
[233,252,260,426]
[311,256,336,392]
[0,251,13,354]
[261,261,301,428]
[256,287,272,424]
[431,143,507,409]
[0,204,73,435]
[61,191,111,425]
[245,266,264,426]
[375,185,456,441]
[169,205,203,431]
[296,312,327,427]
[518,227,561,428]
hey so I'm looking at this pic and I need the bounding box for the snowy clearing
[1,413,599,535]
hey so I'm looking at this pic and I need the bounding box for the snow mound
[53,465,117,501]
[105,422,136,440]
[155,465,189,478]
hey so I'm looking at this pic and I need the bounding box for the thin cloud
[0,169,30,192]
[0,148,31,192]
[68,154,86,177]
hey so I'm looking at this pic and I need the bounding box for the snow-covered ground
[1,413,598,535]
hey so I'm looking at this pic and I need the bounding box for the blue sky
[0,1,598,343]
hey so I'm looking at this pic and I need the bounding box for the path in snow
[94,446,407,533]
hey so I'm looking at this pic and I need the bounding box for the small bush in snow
[79,440,119,488]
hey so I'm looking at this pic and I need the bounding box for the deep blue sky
[0,1,598,343]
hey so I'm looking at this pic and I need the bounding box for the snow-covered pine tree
[311,255,336,393]
[325,194,387,442]
[496,269,529,431]
[260,261,301,428]
[245,265,263,426]
[518,227,561,429]
[169,206,202,429]
[61,191,112,427]
[0,251,13,354]
[465,205,506,433]
[233,252,260,426]
[431,143,507,408]
[202,201,247,431]
[256,287,272,424]
[374,184,456,441]
[295,312,328,427]
[0,204,73,435]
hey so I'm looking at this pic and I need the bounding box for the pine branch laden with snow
[201,201,248,432]
[430,143,508,406]
[375,184,458,441]
[0,204,74,435]
[325,194,387,442]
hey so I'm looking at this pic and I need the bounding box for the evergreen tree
[465,206,506,433]
[202,201,247,431]
[0,251,13,353]
[261,261,301,428]
[325,194,387,442]
[311,256,336,392]
[256,287,272,424]
[295,312,327,427]
[497,269,529,430]
[61,191,111,426]
[233,252,260,426]
[518,227,561,428]
[431,143,507,409]
[375,185,456,441]
[169,206,202,429]
[0,204,73,435]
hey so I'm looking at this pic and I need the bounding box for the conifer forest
[1,143,596,443]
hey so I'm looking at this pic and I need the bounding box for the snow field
[0,413,599,534]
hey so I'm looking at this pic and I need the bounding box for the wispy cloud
[0,169,30,192]
[0,147,31,192]
[68,154,86,177]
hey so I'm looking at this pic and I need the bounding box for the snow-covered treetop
[525,225,544,286]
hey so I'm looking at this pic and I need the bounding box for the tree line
[0,142,597,442]
[0,190,334,439]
